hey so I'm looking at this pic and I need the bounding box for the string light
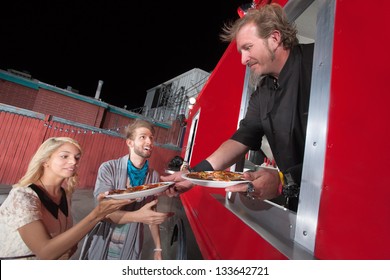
[38,121,179,149]
[41,122,112,136]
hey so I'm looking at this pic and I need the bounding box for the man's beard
[134,146,151,159]
[249,42,275,88]
[249,71,264,88]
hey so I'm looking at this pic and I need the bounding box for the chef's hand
[225,168,280,200]
[160,171,193,197]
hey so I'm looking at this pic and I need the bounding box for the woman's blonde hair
[15,137,82,193]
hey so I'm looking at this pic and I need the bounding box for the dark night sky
[1,0,246,110]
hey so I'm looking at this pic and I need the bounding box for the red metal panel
[180,35,288,259]
[0,113,43,185]
[181,188,287,260]
[76,131,101,188]
[0,110,181,189]
[7,117,43,183]
[0,112,17,181]
[315,0,390,259]
[5,115,23,183]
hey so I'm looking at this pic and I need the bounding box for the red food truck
[177,0,390,259]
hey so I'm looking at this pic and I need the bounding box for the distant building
[141,68,210,124]
[0,67,209,126]
[0,67,209,147]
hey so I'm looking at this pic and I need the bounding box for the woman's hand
[93,192,135,220]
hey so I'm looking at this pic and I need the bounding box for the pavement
[0,184,202,260]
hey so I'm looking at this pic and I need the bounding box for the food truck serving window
[223,0,334,259]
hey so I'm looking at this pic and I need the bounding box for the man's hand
[160,171,193,197]
[133,199,174,224]
[225,168,280,200]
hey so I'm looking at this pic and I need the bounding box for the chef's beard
[249,45,275,88]
[249,72,264,88]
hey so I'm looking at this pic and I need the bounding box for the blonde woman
[0,137,132,260]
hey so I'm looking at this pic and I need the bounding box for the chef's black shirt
[231,43,315,210]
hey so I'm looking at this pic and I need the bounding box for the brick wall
[33,88,104,126]
[0,71,182,148]
[0,107,181,189]
[0,79,37,110]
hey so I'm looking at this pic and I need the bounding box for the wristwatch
[282,172,300,198]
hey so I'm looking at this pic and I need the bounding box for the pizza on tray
[185,171,244,181]
[108,182,167,195]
